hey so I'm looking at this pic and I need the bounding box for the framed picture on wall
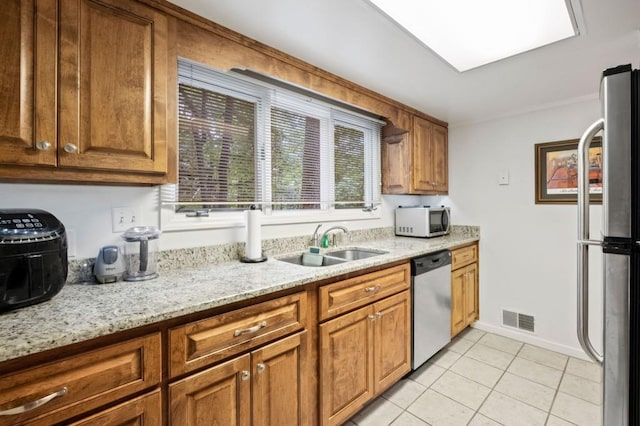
[535,137,603,204]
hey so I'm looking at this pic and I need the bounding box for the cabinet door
[381,111,411,194]
[58,0,168,173]
[381,137,410,194]
[411,116,435,192]
[252,331,308,426]
[373,291,411,394]
[451,267,466,337]
[68,390,161,426]
[464,263,479,325]
[0,0,56,166]
[432,123,448,193]
[319,305,374,426]
[169,355,251,426]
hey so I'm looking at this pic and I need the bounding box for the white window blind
[173,60,266,211]
[164,58,382,225]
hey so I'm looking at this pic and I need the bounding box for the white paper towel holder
[240,205,268,263]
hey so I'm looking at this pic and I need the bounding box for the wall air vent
[502,309,535,333]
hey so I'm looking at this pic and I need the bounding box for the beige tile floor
[345,328,603,426]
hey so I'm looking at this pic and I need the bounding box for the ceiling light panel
[368,0,577,72]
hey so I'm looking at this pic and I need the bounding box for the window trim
[161,59,383,232]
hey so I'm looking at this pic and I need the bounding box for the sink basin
[325,248,388,261]
[277,248,387,267]
[278,254,347,267]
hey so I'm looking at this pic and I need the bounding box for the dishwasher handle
[412,250,451,275]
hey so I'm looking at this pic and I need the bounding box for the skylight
[367,0,578,72]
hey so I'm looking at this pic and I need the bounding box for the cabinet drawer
[170,292,307,377]
[451,243,478,270]
[0,333,161,426]
[68,389,161,426]
[319,263,410,321]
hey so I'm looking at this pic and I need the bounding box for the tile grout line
[544,357,569,425]
[545,357,601,426]
[464,336,524,426]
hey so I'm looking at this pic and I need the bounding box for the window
[161,59,382,230]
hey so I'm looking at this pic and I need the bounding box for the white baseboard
[471,321,591,361]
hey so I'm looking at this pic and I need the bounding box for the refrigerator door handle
[577,118,605,364]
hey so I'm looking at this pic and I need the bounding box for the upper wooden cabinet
[0,0,172,184]
[382,115,448,195]
[0,0,57,167]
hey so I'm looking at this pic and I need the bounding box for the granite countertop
[0,233,478,364]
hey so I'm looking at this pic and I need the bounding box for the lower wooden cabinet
[0,333,161,426]
[373,291,412,393]
[169,331,307,426]
[451,244,479,337]
[319,290,411,426]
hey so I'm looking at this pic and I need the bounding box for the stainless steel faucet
[311,224,323,247]
[321,225,349,247]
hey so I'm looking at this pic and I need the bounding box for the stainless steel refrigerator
[577,64,639,426]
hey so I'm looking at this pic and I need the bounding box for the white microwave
[395,206,451,238]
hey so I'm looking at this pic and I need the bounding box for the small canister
[121,226,161,281]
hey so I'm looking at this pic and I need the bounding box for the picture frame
[535,137,602,204]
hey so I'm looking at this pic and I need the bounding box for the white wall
[0,183,424,259]
[449,99,604,358]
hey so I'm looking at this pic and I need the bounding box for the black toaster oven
[0,209,68,312]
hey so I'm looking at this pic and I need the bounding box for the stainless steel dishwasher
[412,250,452,370]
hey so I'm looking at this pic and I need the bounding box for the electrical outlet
[111,207,137,233]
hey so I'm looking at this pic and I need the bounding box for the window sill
[160,206,382,232]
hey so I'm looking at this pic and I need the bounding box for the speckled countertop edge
[0,231,478,364]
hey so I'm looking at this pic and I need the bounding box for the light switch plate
[498,169,510,185]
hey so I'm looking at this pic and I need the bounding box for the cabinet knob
[63,143,78,154]
[35,140,52,151]
[241,370,250,381]
[368,314,376,321]
[257,363,265,373]
[376,312,382,319]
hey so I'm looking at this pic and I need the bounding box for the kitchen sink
[277,248,387,267]
[325,248,388,260]
[278,254,348,267]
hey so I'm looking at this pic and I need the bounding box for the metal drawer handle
[364,285,380,293]
[234,321,267,337]
[0,387,68,416]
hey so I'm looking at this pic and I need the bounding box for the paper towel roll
[245,208,262,260]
